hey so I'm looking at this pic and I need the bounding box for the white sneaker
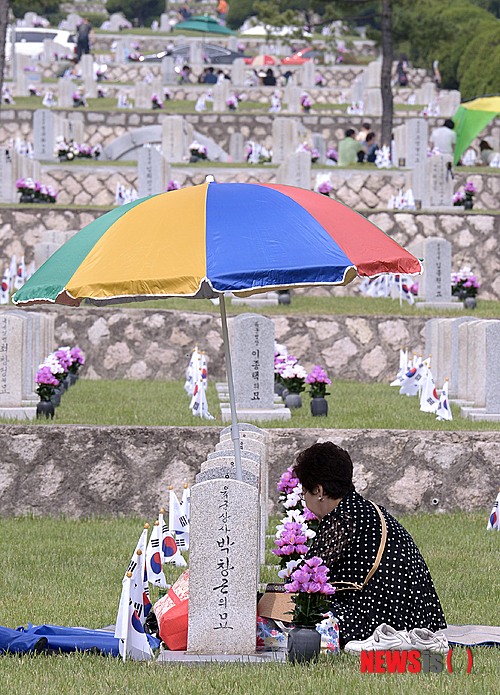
[344,624,413,653]
[409,628,449,653]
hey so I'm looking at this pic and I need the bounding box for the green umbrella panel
[453,96,500,165]
[175,15,235,35]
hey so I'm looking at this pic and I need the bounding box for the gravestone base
[216,384,283,405]
[415,301,463,310]
[157,650,286,664]
[460,407,500,422]
[0,406,37,420]
[231,292,279,307]
[220,405,291,422]
[449,399,474,407]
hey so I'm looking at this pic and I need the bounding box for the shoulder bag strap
[330,501,387,592]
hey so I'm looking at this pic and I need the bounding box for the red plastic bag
[154,570,189,651]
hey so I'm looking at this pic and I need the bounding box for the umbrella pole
[219,293,243,482]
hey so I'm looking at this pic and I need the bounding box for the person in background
[364,132,379,163]
[178,65,192,84]
[76,18,93,62]
[355,122,371,143]
[338,129,364,167]
[202,66,218,84]
[217,0,229,25]
[262,68,277,86]
[479,140,499,165]
[430,119,457,156]
[178,4,192,20]
[432,60,442,90]
[396,55,409,86]
[356,123,372,163]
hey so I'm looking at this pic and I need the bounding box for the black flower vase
[464,296,477,310]
[68,372,78,386]
[287,626,321,663]
[36,399,55,419]
[310,396,328,416]
[19,193,33,203]
[464,198,474,210]
[51,388,62,407]
[285,392,302,409]
[274,381,284,397]
[189,155,199,163]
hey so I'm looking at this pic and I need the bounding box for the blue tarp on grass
[0,624,159,656]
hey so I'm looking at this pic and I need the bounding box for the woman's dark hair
[480,140,493,151]
[362,122,371,130]
[345,128,355,138]
[294,442,355,499]
[366,131,376,143]
[444,119,455,130]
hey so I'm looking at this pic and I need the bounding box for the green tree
[10,0,61,22]
[105,0,164,27]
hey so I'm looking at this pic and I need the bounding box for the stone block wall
[44,307,426,383]
[0,425,498,516]
[1,207,498,298]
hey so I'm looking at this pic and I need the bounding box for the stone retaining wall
[36,164,499,211]
[1,207,498,298]
[4,109,499,153]
[43,307,425,382]
[0,425,498,516]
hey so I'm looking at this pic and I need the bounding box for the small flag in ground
[391,348,408,386]
[487,489,500,530]
[179,483,190,551]
[114,527,154,661]
[399,358,425,397]
[146,519,167,588]
[161,510,187,568]
[13,256,25,290]
[184,346,199,395]
[0,268,10,305]
[436,378,453,421]
[420,366,439,413]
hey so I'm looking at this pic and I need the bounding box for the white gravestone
[231,58,246,87]
[229,132,245,163]
[277,151,311,189]
[285,85,301,114]
[187,479,259,655]
[57,79,73,108]
[0,313,36,419]
[80,54,97,98]
[232,313,275,410]
[33,109,57,160]
[424,155,454,207]
[213,81,229,112]
[161,56,177,85]
[271,117,299,163]
[161,116,186,162]
[300,61,315,89]
[416,237,461,311]
[137,146,170,197]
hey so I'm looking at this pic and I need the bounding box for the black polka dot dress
[307,490,447,646]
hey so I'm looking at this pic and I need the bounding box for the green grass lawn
[0,513,497,694]
[106,294,500,319]
[22,377,500,431]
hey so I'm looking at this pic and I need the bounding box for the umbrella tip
[205,175,216,183]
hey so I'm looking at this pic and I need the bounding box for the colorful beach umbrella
[245,55,278,67]
[453,96,500,165]
[13,182,421,478]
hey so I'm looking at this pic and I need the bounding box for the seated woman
[293,442,447,648]
[479,140,499,165]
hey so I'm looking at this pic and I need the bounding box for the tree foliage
[11,0,61,22]
[105,0,164,27]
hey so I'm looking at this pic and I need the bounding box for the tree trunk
[380,0,393,147]
[0,0,9,117]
